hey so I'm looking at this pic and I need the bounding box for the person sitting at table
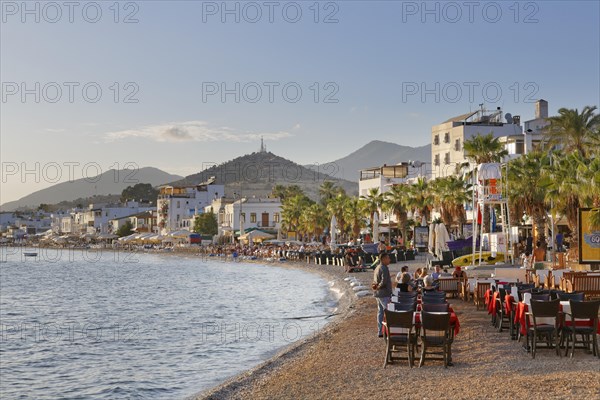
[431,265,442,280]
[414,268,423,280]
[395,265,410,283]
[422,275,437,292]
[396,272,413,292]
[452,266,466,278]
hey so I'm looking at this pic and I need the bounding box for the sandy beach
[196,257,600,400]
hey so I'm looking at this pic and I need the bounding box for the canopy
[477,163,502,180]
[239,229,275,241]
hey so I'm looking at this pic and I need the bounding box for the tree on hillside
[121,183,158,203]
[193,212,218,235]
[116,221,134,237]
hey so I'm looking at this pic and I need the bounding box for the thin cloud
[104,121,293,143]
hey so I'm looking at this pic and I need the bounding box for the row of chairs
[385,291,454,367]
[527,298,599,358]
[383,309,454,368]
[487,284,599,358]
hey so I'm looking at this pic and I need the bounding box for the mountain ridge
[314,140,431,181]
[1,167,183,211]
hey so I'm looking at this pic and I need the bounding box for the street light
[233,183,244,240]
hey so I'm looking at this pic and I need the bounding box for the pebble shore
[194,258,600,400]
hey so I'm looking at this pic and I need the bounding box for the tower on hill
[260,136,267,153]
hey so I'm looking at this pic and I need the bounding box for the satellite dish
[505,113,513,124]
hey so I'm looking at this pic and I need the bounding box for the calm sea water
[0,247,336,399]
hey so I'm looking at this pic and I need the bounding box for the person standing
[372,252,392,337]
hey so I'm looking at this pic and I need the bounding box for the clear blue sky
[1,0,599,204]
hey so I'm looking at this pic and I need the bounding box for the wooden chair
[438,278,461,298]
[474,282,491,310]
[460,280,471,302]
[572,275,600,300]
[419,312,452,368]
[383,310,417,368]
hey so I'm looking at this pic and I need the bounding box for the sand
[194,258,600,400]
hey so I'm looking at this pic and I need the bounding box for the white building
[523,99,550,154]
[207,196,282,237]
[108,210,157,234]
[431,107,524,178]
[358,163,426,230]
[157,178,224,233]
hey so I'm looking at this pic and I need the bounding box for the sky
[1,0,599,205]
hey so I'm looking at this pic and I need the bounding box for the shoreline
[190,257,362,400]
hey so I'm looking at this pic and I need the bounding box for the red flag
[477,205,482,225]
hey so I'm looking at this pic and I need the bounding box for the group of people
[371,253,466,337]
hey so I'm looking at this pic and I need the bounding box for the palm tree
[360,187,384,232]
[463,133,508,164]
[300,203,329,237]
[327,193,349,241]
[318,181,339,206]
[383,184,409,241]
[541,152,583,260]
[344,197,367,240]
[543,106,600,157]
[429,176,471,228]
[508,151,550,248]
[281,194,311,235]
[406,177,433,223]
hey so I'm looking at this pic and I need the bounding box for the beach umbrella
[372,212,379,243]
[330,215,337,248]
[435,222,450,258]
[428,223,436,255]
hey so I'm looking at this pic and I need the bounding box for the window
[273,213,280,223]
[434,154,440,166]
[444,132,450,143]
[444,152,450,165]
[454,139,461,151]
[240,212,246,222]
[176,201,180,208]
[250,213,257,223]
[434,135,440,145]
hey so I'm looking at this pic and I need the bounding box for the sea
[0,247,337,399]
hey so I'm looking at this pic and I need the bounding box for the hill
[317,140,431,182]
[169,151,357,199]
[1,167,182,211]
